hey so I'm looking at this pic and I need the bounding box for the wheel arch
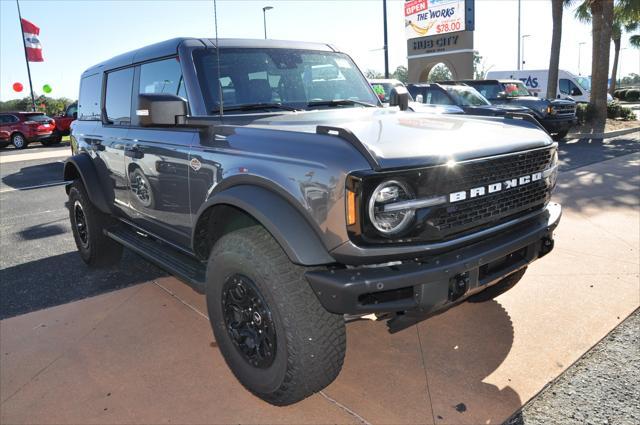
[63,154,112,214]
[192,185,335,266]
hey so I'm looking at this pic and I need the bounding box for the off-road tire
[68,180,123,267]
[206,226,346,406]
[552,130,569,141]
[11,133,27,149]
[467,267,527,303]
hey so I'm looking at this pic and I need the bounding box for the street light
[578,42,586,75]
[262,6,273,39]
[521,34,531,69]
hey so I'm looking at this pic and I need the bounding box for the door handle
[125,145,144,159]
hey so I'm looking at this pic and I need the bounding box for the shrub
[576,103,595,124]
[606,101,637,121]
[625,89,640,102]
[614,89,626,99]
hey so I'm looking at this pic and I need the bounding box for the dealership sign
[405,0,466,40]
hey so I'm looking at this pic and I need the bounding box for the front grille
[426,147,553,240]
[431,181,549,233]
[553,103,576,116]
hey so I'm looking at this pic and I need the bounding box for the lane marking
[0,181,67,193]
[0,150,70,164]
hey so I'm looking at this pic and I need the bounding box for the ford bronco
[65,38,561,405]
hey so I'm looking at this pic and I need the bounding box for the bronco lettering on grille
[449,172,543,203]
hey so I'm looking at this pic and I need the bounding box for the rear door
[123,57,195,248]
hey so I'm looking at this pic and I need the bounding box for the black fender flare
[63,153,111,214]
[194,185,335,266]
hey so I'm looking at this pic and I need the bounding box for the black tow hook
[449,272,470,302]
[539,237,554,257]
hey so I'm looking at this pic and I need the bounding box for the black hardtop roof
[81,37,338,78]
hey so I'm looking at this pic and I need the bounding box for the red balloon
[13,82,23,92]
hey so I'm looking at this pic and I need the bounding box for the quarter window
[139,58,187,101]
[105,68,134,125]
[78,74,102,121]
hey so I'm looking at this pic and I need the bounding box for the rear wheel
[206,226,346,406]
[11,133,27,149]
[468,267,527,303]
[68,181,123,267]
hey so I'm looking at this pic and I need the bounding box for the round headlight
[368,180,415,236]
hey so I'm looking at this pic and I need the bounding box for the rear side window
[105,68,134,125]
[139,58,187,100]
[78,74,101,121]
[424,89,453,105]
[0,115,18,124]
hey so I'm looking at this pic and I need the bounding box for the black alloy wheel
[222,274,277,368]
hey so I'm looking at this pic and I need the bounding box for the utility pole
[16,0,36,111]
[383,0,389,78]
[517,0,521,70]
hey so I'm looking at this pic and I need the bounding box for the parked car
[0,112,56,149]
[454,79,577,140]
[407,83,535,120]
[370,78,464,114]
[486,68,614,103]
[50,102,77,142]
[65,37,561,406]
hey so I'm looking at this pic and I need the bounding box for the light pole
[578,42,586,75]
[383,0,389,78]
[521,34,531,69]
[262,6,273,39]
[517,0,521,69]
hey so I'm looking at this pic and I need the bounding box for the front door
[123,57,195,249]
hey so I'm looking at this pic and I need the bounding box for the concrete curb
[566,126,639,140]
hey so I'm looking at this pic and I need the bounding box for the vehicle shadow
[1,161,63,189]
[17,219,67,240]
[0,249,166,320]
[416,300,520,424]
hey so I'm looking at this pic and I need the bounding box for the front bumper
[540,116,577,134]
[306,202,561,315]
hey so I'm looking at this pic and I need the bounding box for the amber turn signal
[347,190,357,226]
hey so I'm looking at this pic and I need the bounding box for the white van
[486,69,611,103]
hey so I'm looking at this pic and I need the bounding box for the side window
[78,74,101,121]
[559,79,570,95]
[425,89,453,105]
[139,58,187,101]
[105,68,134,125]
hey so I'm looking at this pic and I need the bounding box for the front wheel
[552,130,569,141]
[68,181,123,267]
[206,226,346,406]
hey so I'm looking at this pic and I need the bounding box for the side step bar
[106,227,206,293]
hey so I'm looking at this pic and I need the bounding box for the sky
[1,0,639,101]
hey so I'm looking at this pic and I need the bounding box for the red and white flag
[21,18,43,62]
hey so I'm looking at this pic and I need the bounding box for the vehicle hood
[244,108,553,170]
[473,104,531,113]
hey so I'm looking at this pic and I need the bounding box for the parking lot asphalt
[0,135,638,424]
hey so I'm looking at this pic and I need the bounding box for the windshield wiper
[307,99,377,108]
[212,103,299,113]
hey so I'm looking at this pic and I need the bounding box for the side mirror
[72,112,78,119]
[390,86,410,111]
[136,93,187,126]
[415,94,424,103]
[497,91,507,99]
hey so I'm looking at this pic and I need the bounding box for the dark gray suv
[65,38,561,405]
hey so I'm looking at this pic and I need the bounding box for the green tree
[392,66,408,84]
[473,52,490,80]
[427,64,452,82]
[364,69,384,79]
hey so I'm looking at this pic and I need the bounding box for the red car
[50,103,77,142]
[0,112,56,149]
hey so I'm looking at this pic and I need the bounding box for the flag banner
[21,18,43,62]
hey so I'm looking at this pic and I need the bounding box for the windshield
[194,48,379,113]
[444,86,490,106]
[501,81,531,97]
[575,76,591,91]
[23,113,51,122]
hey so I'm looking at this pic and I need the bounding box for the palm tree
[575,0,614,132]
[547,0,574,99]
